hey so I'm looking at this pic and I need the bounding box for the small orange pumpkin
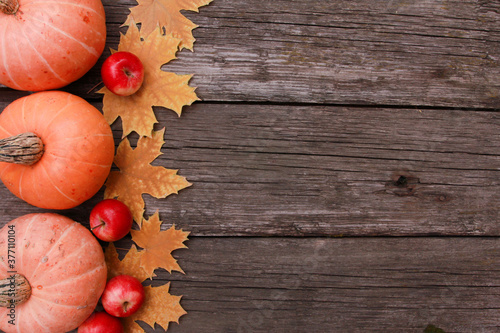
[0,91,115,209]
[0,0,106,91]
[0,213,107,333]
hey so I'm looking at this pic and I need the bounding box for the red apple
[101,51,144,96]
[90,199,133,242]
[78,311,123,333]
[102,275,145,318]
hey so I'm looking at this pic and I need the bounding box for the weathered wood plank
[109,236,500,333]
[5,0,499,107]
[143,104,500,236]
[168,0,500,108]
[1,2,498,333]
[5,0,495,108]
[0,98,497,236]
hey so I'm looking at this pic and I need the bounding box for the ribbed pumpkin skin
[0,91,114,209]
[0,213,107,333]
[0,0,106,91]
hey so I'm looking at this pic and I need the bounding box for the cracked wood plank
[170,0,499,108]
[4,0,497,108]
[108,236,500,333]
[143,103,500,236]
[0,98,497,237]
[7,0,491,108]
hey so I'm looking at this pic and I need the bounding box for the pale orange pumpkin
[0,213,107,333]
[0,0,106,91]
[0,91,115,209]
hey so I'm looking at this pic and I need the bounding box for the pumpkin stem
[0,132,44,166]
[0,0,19,15]
[0,273,31,307]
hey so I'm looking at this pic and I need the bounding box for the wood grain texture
[108,236,500,333]
[16,0,495,108]
[146,103,500,236]
[169,0,500,108]
[0,1,499,332]
[0,97,497,236]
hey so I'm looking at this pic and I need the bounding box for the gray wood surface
[0,98,497,237]
[142,237,500,333]
[51,0,500,108]
[3,0,500,108]
[168,0,500,108]
[0,0,499,332]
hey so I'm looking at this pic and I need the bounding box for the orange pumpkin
[0,0,106,91]
[0,213,107,333]
[0,91,115,209]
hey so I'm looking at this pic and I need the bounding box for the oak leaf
[100,22,199,138]
[124,0,213,50]
[122,283,187,332]
[105,243,153,282]
[104,129,191,223]
[131,211,189,278]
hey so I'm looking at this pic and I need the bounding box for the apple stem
[123,301,131,313]
[0,0,19,15]
[91,222,105,231]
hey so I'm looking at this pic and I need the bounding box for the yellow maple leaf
[105,243,153,282]
[131,212,189,278]
[122,283,186,332]
[124,0,213,50]
[104,129,191,223]
[100,22,199,138]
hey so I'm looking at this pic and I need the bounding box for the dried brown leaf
[104,243,153,282]
[104,129,191,223]
[100,22,198,137]
[124,0,213,50]
[122,283,186,332]
[131,212,189,278]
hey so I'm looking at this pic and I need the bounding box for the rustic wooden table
[1,0,499,332]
